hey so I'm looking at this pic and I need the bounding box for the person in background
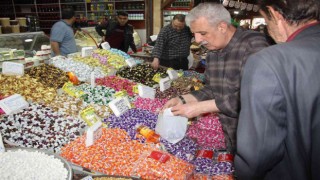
[95,11,137,53]
[50,8,77,57]
[151,14,193,70]
[235,0,320,179]
[162,3,269,153]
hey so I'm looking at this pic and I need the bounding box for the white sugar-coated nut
[0,149,68,180]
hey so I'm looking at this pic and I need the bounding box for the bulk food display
[0,44,235,180]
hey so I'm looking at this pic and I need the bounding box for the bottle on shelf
[136,124,160,143]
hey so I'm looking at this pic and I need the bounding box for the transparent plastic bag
[155,108,188,144]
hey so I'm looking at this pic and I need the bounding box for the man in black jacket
[95,11,137,53]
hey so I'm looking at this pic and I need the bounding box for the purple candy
[103,109,158,141]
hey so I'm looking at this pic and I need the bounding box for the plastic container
[0,17,10,26]
[136,125,160,143]
[11,25,20,33]
[16,17,27,26]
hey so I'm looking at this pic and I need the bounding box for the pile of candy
[50,57,106,82]
[104,109,158,141]
[0,149,68,180]
[60,128,194,179]
[76,84,116,106]
[116,64,167,87]
[187,113,226,149]
[0,74,57,103]
[0,103,86,152]
[26,64,69,89]
[96,76,137,96]
[155,86,189,99]
[46,94,111,119]
[133,97,167,114]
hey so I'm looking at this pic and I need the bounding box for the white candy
[0,149,68,180]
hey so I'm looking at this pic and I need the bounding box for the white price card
[86,121,103,147]
[108,97,131,117]
[90,72,95,88]
[2,62,24,76]
[0,133,5,153]
[125,58,137,68]
[159,77,172,92]
[167,69,179,80]
[81,47,94,57]
[101,42,111,50]
[138,84,155,99]
[0,94,29,115]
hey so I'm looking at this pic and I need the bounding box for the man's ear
[218,21,228,33]
[267,6,285,25]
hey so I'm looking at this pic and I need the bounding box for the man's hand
[151,58,160,70]
[162,97,183,110]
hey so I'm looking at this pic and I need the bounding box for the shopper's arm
[95,23,106,38]
[50,41,60,56]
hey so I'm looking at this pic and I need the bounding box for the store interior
[0,0,268,179]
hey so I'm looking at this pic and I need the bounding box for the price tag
[85,121,103,147]
[167,69,179,80]
[0,94,29,115]
[138,84,155,99]
[148,151,170,163]
[114,90,128,98]
[79,107,101,127]
[90,72,95,88]
[125,58,137,68]
[0,133,5,153]
[2,62,24,76]
[101,42,111,50]
[81,47,94,57]
[62,82,84,98]
[132,85,139,94]
[152,73,162,83]
[159,77,171,92]
[109,97,131,117]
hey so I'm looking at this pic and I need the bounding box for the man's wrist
[178,95,186,104]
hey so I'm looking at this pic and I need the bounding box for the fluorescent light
[234,11,239,14]
[25,39,33,42]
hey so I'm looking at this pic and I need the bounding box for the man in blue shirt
[50,8,77,56]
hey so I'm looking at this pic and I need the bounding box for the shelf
[39,20,59,21]
[114,0,144,2]
[14,4,35,6]
[36,3,60,5]
[16,12,37,14]
[60,2,85,5]
[115,9,144,11]
[37,12,60,13]
[87,10,107,13]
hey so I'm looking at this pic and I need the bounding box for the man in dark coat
[96,11,137,53]
[235,0,320,179]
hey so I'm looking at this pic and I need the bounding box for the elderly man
[163,3,269,153]
[151,14,193,70]
[235,0,320,179]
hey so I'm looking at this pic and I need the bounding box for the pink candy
[133,97,168,114]
[187,113,226,149]
[96,76,137,96]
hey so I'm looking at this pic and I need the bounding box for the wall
[152,0,162,35]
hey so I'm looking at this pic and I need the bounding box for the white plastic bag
[155,108,188,144]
